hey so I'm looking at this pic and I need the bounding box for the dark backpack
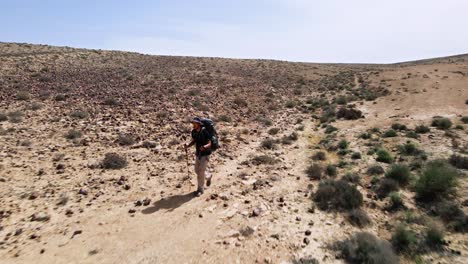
[200,118,219,151]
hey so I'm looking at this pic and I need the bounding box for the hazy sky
[2,0,467,63]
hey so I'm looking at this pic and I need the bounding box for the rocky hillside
[0,42,467,264]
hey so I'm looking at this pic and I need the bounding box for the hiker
[184,117,215,196]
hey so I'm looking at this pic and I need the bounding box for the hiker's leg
[204,156,211,181]
[195,156,204,192]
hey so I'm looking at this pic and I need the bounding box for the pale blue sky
[2,0,467,63]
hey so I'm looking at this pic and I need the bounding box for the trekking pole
[184,145,191,181]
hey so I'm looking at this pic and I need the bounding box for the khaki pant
[195,155,211,191]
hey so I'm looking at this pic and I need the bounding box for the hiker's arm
[200,140,211,151]
[185,140,195,148]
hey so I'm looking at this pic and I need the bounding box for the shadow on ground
[142,192,195,214]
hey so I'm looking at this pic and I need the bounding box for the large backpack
[200,118,219,151]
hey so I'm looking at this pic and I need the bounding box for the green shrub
[336,95,348,105]
[7,111,24,123]
[16,91,30,101]
[376,149,393,163]
[285,100,295,108]
[431,117,452,130]
[337,149,349,156]
[65,129,82,140]
[432,201,467,232]
[449,154,468,170]
[338,139,348,149]
[461,116,468,124]
[382,129,397,138]
[117,134,135,146]
[391,123,407,131]
[102,153,127,170]
[388,192,404,210]
[405,131,419,139]
[70,110,89,119]
[305,163,324,180]
[351,152,362,159]
[218,115,232,123]
[346,209,372,228]
[251,155,278,165]
[314,179,363,211]
[385,164,411,187]
[55,94,66,101]
[325,125,338,134]
[359,133,371,139]
[336,232,399,264]
[282,132,298,145]
[343,172,360,183]
[415,160,458,202]
[391,225,417,253]
[268,127,280,135]
[312,151,327,161]
[367,165,384,175]
[398,142,421,156]
[261,138,277,150]
[326,164,337,177]
[376,178,399,198]
[0,112,7,122]
[415,125,430,134]
[455,125,464,130]
[104,97,119,106]
[425,224,444,248]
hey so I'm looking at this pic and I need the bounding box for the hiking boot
[194,190,204,197]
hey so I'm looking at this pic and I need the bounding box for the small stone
[235,242,241,247]
[303,237,310,245]
[175,183,182,188]
[142,198,151,206]
[40,249,45,254]
[305,230,311,236]
[128,209,136,214]
[270,234,280,240]
[308,221,314,226]
[135,200,143,206]
[199,213,203,218]
[123,185,131,190]
[78,188,88,196]
[65,209,73,216]
[14,229,23,236]
[296,216,302,221]
[252,208,261,217]
[29,191,39,200]
[32,212,50,222]
[72,230,82,238]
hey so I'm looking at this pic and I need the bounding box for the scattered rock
[128,209,136,214]
[28,191,39,200]
[78,188,88,196]
[303,237,310,245]
[71,230,82,238]
[305,230,311,236]
[142,198,151,206]
[252,208,261,217]
[31,212,50,222]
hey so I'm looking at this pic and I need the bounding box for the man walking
[184,117,213,196]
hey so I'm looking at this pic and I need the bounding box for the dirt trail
[4,119,349,264]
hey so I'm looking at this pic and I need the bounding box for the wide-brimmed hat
[191,117,202,124]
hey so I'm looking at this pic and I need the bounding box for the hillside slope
[0,42,467,264]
